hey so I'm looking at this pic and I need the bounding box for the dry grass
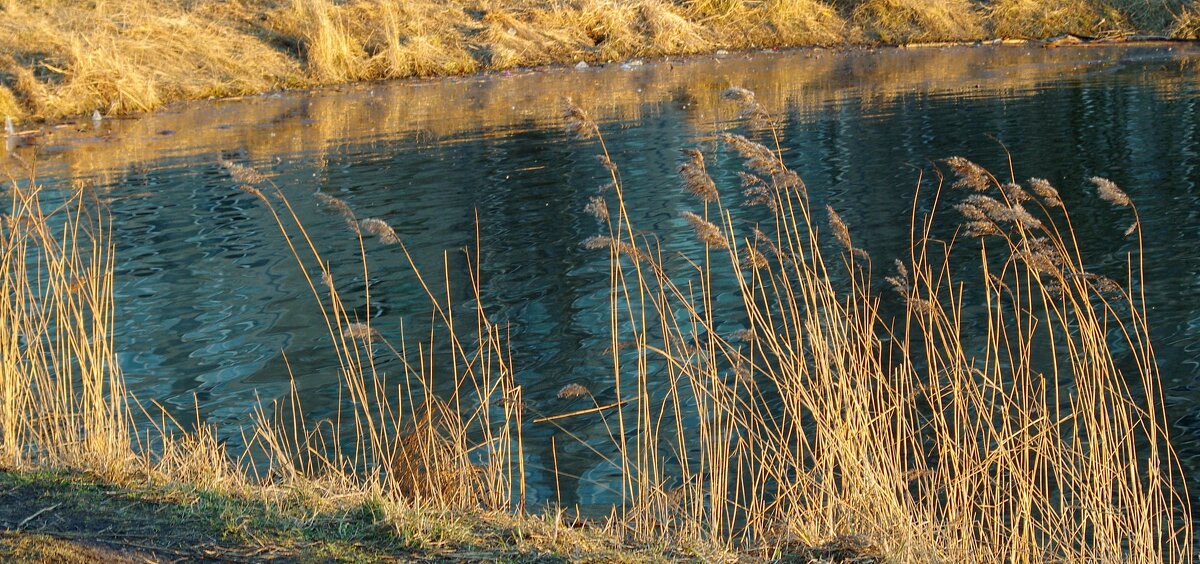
[851,0,985,43]
[1,0,1198,122]
[1172,2,1200,37]
[0,0,300,119]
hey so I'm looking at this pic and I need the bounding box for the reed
[557,92,1192,559]
[0,163,130,475]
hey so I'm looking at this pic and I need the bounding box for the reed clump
[560,92,1191,559]
[0,166,129,476]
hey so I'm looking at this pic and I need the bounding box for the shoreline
[2,0,1200,124]
[6,35,1198,136]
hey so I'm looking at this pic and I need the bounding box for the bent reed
[1,0,1199,122]
[1,87,1194,560]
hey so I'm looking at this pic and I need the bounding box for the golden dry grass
[0,0,300,119]
[1,0,1198,122]
[852,0,985,43]
[1172,2,1200,37]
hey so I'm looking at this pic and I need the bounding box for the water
[8,44,1200,511]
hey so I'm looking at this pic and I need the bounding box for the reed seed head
[557,383,590,399]
[582,235,646,261]
[1003,203,1043,230]
[222,160,268,185]
[741,246,769,270]
[237,184,265,200]
[721,134,782,177]
[754,227,789,263]
[345,322,380,341]
[826,205,852,251]
[886,259,911,296]
[1078,272,1122,296]
[313,192,359,234]
[742,174,776,209]
[360,218,399,244]
[1028,178,1063,207]
[1091,177,1131,207]
[314,192,354,218]
[584,195,609,221]
[965,221,1001,237]
[944,157,990,192]
[582,235,614,250]
[999,182,1033,203]
[681,211,727,249]
[562,98,597,139]
[954,202,988,222]
[597,154,617,174]
[730,328,757,342]
[679,148,719,203]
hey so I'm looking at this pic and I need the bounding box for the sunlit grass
[0,0,1195,122]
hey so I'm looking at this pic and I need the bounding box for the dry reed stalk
[0,173,132,475]
[679,148,719,203]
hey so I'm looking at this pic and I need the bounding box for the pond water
[8,44,1200,513]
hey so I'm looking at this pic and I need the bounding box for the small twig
[533,399,631,423]
[17,503,62,529]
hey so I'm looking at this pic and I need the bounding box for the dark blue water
[12,43,1200,512]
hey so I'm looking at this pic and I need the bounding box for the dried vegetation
[1,0,1198,122]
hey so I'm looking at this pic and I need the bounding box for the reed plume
[1092,176,1131,207]
[313,191,360,234]
[584,195,610,221]
[679,148,719,203]
[360,217,400,244]
[557,383,591,399]
[344,322,380,341]
[221,160,268,185]
[562,98,597,140]
[1028,177,1063,207]
[826,205,853,251]
[681,211,728,249]
[944,156,991,191]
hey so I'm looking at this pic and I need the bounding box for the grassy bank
[0,468,687,562]
[0,0,1198,122]
[1,89,1193,560]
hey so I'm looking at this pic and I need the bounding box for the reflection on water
[7,44,1200,512]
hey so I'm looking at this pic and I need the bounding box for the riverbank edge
[7,34,1198,135]
[0,466,704,562]
[0,466,891,562]
[7,6,1200,130]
